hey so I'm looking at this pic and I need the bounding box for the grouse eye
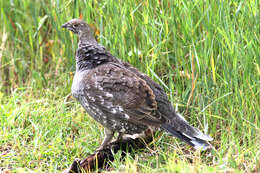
[73,24,79,28]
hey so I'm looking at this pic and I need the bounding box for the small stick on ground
[62,130,153,173]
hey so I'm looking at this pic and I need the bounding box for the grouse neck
[78,32,98,46]
[75,42,112,72]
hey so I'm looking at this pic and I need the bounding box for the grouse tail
[161,113,213,150]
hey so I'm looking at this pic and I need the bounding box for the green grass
[0,0,259,172]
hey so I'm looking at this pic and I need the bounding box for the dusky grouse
[62,19,213,151]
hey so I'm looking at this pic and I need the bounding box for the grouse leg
[96,128,114,151]
[117,132,124,141]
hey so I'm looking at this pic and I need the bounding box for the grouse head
[62,19,99,46]
[62,19,93,36]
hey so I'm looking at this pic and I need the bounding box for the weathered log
[62,130,153,173]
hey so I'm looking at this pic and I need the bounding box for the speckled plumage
[62,19,213,150]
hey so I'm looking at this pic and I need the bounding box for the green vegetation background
[0,0,259,172]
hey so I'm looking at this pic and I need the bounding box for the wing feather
[82,63,164,127]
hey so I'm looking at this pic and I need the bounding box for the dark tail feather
[161,123,212,150]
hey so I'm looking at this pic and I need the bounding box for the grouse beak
[62,20,79,34]
[61,23,68,28]
[62,22,76,33]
